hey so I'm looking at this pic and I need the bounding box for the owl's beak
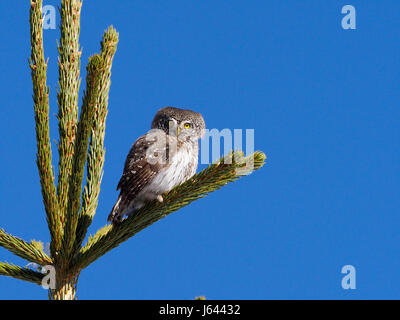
[176,127,181,136]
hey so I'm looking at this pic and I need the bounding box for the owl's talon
[157,195,164,203]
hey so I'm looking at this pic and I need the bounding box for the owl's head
[151,107,206,141]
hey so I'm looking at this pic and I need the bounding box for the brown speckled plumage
[108,107,205,224]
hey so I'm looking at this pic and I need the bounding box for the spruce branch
[29,0,60,256]
[1,0,267,299]
[62,55,105,259]
[72,151,266,272]
[56,0,82,247]
[0,262,44,285]
[73,27,119,254]
[0,229,52,265]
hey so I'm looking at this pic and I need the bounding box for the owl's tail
[108,196,128,225]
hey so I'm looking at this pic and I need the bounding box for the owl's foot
[156,195,164,203]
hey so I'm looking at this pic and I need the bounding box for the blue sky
[0,0,399,299]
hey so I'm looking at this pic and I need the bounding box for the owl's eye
[184,123,191,129]
[168,120,175,128]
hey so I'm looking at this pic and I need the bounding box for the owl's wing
[108,130,169,223]
[117,133,166,195]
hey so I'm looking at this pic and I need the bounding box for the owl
[108,106,206,224]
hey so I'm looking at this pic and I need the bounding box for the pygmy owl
[108,106,206,224]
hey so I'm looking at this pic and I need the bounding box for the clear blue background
[0,0,399,299]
